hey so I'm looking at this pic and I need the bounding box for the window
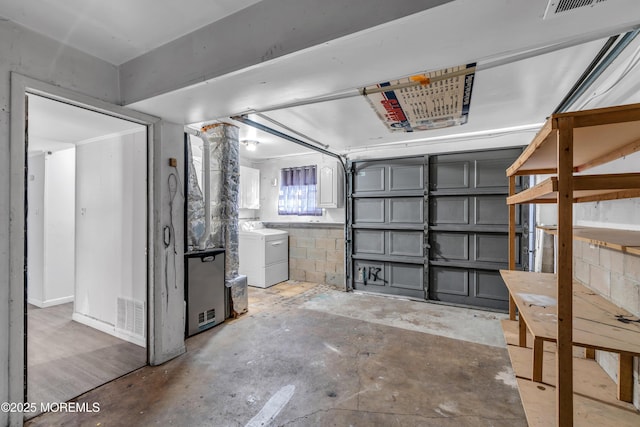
[278,165,322,216]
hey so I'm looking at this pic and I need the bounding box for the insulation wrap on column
[203,123,240,280]
[185,139,207,251]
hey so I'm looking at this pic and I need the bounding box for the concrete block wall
[573,240,640,408]
[266,224,345,289]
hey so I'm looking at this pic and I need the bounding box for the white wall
[27,148,76,307]
[1,20,121,425]
[574,152,640,230]
[26,154,45,305]
[73,130,146,345]
[239,157,260,220]
[152,121,187,363]
[257,153,345,223]
[2,20,190,425]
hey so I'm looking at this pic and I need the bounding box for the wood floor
[27,303,146,416]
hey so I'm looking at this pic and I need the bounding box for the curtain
[278,165,322,216]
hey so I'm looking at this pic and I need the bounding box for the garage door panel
[353,260,386,287]
[389,264,423,291]
[354,199,385,223]
[475,158,512,188]
[353,230,385,255]
[389,231,424,257]
[474,196,509,225]
[390,164,424,191]
[474,270,509,301]
[430,197,469,225]
[431,161,469,190]
[431,232,469,261]
[474,196,522,226]
[432,266,469,296]
[475,233,510,263]
[389,198,423,224]
[354,166,385,192]
[431,267,509,309]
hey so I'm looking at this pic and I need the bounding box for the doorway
[25,94,148,415]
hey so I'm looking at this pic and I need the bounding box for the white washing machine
[239,228,289,288]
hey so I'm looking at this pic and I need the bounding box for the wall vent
[116,297,145,338]
[544,0,608,18]
[198,308,216,329]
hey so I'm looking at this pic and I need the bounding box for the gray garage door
[429,148,527,310]
[350,157,427,299]
[348,148,527,310]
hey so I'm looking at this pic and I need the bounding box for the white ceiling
[5,0,640,161]
[130,0,640,160]
[27,94,144,153]
[0,0,261,64]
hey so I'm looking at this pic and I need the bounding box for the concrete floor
[27,282,526,426]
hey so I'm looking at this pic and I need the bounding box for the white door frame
[9,73,160,424]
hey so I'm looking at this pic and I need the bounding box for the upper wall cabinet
[318,161,344,208]
[239,166,260,209]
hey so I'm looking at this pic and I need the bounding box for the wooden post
[556,117,574,427]
[618,353,633,402]
[518,316,527,347]
[533,337,544,382]
[585,348,595,359]
[509,175,517,320]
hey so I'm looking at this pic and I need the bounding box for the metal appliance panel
[185,249,226,336]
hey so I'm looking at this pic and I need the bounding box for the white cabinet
[317,162,343,208]
[239,166,260,209]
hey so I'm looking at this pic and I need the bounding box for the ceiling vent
[544,0,608,19]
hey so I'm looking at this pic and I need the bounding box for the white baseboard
[72,312,145,348]
[28,295,74,308]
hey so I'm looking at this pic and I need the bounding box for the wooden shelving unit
[504,103,640,426]
[507,173,640,204]
[539,225,640,256]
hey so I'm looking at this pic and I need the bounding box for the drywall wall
[39,148,75,307]
[73,130,146,345]
[0,19,121,426]
[257,153,345,223]
[151,121,186,364]
[238,158,259,219]
[26,154,45,305]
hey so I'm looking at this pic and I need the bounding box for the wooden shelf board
[501,319,584,356]
[505,344,630,407]
[514,377,640,427]
[507,103,640,176]
[499,270,640,356]
[506,173,640,205]
[540,226,640,254]
[628,247,640,256]
[501,319,521,347]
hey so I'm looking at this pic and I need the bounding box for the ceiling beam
[119,0,453,105]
